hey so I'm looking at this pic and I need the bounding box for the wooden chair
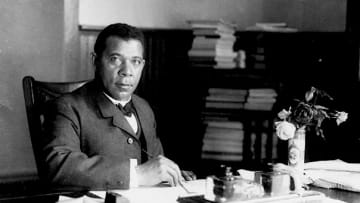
[22,76,89,180]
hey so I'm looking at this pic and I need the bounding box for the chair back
[22,76,89,177]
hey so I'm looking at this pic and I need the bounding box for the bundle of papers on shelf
[201,120,245,162]
[246,22,298,32]
[187,19,238,69]
[244,88,277,111]
[304,159,360,192]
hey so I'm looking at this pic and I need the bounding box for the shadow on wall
[0,101,37,181]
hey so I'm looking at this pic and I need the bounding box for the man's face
[97,36,145,101]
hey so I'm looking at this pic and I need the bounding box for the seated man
[42,23,195,190]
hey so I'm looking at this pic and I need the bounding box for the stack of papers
[56,178,349,203]
[304,159,360,192]
[108,180,205,203]
[245,22,298,32]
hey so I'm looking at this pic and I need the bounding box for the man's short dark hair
[94,23,145,57]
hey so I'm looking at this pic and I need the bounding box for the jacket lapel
[132,96,152,143]
[96,92,136,136]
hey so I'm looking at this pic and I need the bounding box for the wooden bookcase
[193,67,281,176]
[189,31,360,176]
[80,27,360,176]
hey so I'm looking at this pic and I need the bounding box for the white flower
[275,121,296,140]
[336,111,348,125]
[277,109,291,120]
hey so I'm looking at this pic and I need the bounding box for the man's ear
[91,52,97,67]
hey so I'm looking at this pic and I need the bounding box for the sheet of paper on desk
[110,179,206,203]
[304,159,360,192]
[304,159,360,172]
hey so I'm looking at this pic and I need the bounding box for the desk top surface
[1,180,359,203]
[311,186,360,203]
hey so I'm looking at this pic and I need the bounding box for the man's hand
[135,155,182,186]
[181,170,197,181]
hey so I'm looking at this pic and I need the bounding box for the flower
[275,87,348,140]
[275,121,296,140]
[336,111,348,125]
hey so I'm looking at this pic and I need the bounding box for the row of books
[201,116,278,162]
[250,47,266,70]
[245,88,277,111]
[187,19,238,69]
[201,120,244,161]
[201,88,278,162]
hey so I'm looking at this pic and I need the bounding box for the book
[209,88,248,96]
[205,125,244,134]
[201,111,233,120]
[191,43,234,51]
[252,54,265,62]
[214,61,237,69]
[248,88,277,97]
[205,120,243,129]
[192,36,236,44]
[188,49,237,58]
[253,62,266,69]
[255,22,287,28]
[204,131,244,142]
[193,28,235,36]
[204,135,244,143]
[202,142,243,153]
[246,97,277,103]
[206,94,246,102]
[201,152,243,161]
[188,19,237,33]
[246,22,298,32]
[191,37,235,50]
[206,101,244,109]
[244,103,274,111]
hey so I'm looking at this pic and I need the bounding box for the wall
[0,0,348,182]
[0,0,80,181]
[79,0,346,31]
[262,0,347,31]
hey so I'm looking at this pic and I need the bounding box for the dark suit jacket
[42,80,163,190]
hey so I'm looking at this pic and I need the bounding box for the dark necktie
[117,101,135,117]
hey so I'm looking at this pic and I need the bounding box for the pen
[179,181,194,194]
[141,148,154,159]
[141,148,193,192]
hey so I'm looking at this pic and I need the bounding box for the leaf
[316,88,334,101]
[305,87,316,102]
[313,105,328,110]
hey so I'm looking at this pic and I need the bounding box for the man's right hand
[135,155,182,186]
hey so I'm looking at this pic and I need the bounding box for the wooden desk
[0,179,87,203]
[104,179,360,203]
[1,180,359,203]
[177,189,360,203]
[311,186,360,203]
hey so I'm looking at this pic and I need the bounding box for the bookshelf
[194,67,280,170]
[80,27,360,176]
[186,21,282,169]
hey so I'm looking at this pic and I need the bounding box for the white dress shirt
[103,93,139,187]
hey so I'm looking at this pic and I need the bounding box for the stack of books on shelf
[201,120,244,161]
[187,19,238,69]
[245,22,298,32]
[251,46,266,70]
[244,88,277,111]
[204,88,247,115]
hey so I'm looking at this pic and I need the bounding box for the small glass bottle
[205,165,265,202]
[205,166,235,203]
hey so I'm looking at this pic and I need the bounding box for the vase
[288,126,306,174]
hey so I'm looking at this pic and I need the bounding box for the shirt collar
[103,92,131,107]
